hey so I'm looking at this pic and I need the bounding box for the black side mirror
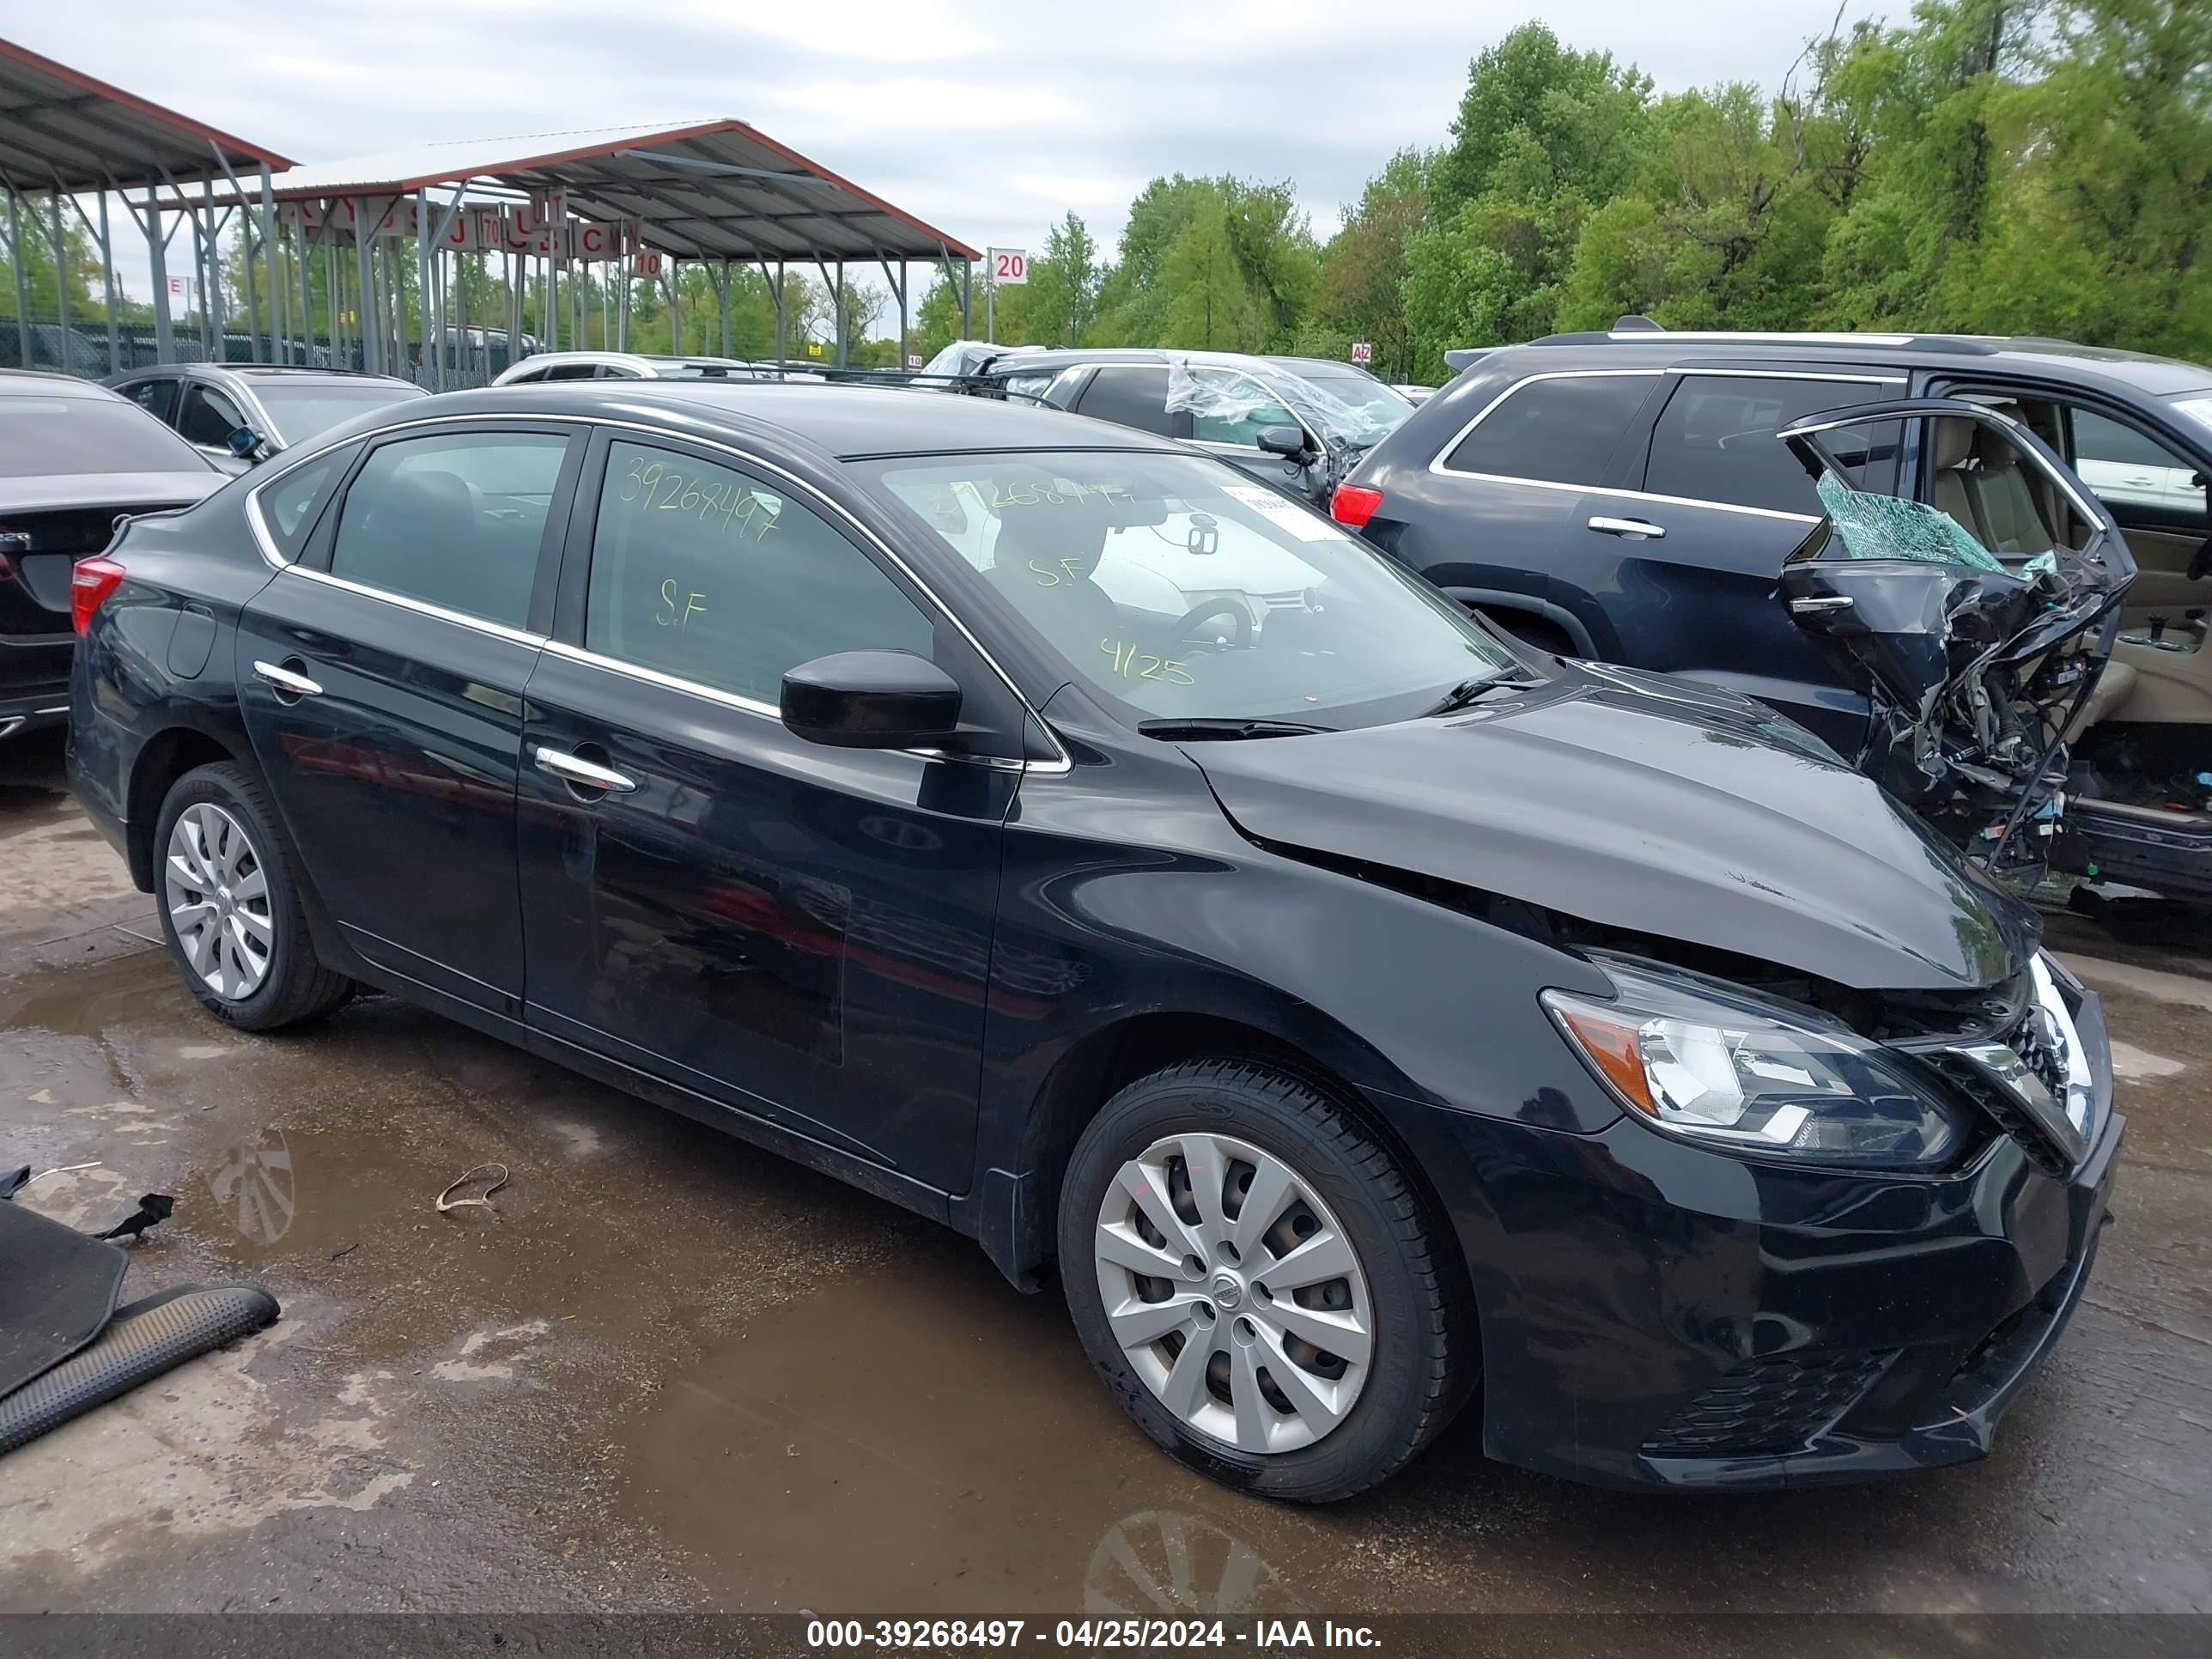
[781,650,963,749]
[1257,425,1316,464]
[225,425,266,460]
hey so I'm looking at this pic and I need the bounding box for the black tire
[1058,1059,1472,1503]
[152,762,352,1031]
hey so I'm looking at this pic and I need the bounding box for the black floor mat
[0,1200,127,1399]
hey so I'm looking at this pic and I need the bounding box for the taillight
[71,556,127,635]
[1331,484,1384,529]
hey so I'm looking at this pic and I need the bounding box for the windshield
[865,449,1517,730]
[1283,368,1415,443]
[253,381,426,443]
[0,396,210,477]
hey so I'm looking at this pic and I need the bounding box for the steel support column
[6,185,27,369]
[47,191,68,368]
[96,191,118,374]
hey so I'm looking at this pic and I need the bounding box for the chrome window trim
[1429,470,1823,526]
[243,410,1075,775]
[285,564,549,647]
[1674,368,1907,386]
[538,640,1051,775]
[1428,365,1913,525]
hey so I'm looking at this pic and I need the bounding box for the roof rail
[1613,313,1664,332]
[1520,327,2002,356]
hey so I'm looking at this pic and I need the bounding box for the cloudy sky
[19,0,1863,304]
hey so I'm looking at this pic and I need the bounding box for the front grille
[1643,1349,1897,1459]
[1935,1058,2075,1177]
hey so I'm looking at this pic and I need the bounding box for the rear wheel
[1059,1059,1469,1502]
[154,763,351,1030]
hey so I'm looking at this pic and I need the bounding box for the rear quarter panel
[70,491,275,860]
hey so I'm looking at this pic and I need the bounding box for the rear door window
[1440,373,1653,486]
[1643,375,1890,514]
[1074,368,1179,437]
[179,384,249,448]
[127,378,180,425]
[328,431,570,628]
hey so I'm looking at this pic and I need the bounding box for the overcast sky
[18,0,1864,308]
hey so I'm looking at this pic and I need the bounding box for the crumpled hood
[1186,663,2037,991]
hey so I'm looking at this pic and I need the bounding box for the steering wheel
[1171,599,1253,650]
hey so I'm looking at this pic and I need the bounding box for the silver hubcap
[163,803,273,1000]
[1095,1132,1373,1455]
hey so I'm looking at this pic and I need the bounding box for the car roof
[109,363,417,388]
[227,366,419,386]
[981,346,1277,375]
[0,368,124,400]
[1512,326,2212,397]
[384,380,1180,460]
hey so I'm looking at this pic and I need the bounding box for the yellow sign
[806,341,823,357]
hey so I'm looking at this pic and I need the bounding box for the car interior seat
[985,503,1124,663]
[344,468,519,618]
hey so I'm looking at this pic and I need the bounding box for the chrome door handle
[252,660,323,697]
[1789,595,1856,614]
[1588,516,1666,538]
[533,745,636,794]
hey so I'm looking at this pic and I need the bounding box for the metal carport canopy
[257,119,981,263]
[0,36,291,187]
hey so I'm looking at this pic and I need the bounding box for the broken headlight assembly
[1543,958,1969,1170]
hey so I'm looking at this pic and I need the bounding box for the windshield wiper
[1419,675,1547,717]
[1136,717,1334,741]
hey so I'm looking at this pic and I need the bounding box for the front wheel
[1059,1059,1471,1502]
[154,761,352,1030]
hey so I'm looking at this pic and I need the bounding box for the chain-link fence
[0,317,525,386]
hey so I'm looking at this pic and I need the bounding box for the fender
[951,712,1622,1285]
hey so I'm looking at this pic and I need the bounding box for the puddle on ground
[0,947,173,1041]
[614,1234,1393,1614]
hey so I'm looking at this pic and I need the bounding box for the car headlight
[1542,958,1968,1169]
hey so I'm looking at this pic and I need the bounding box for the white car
[492,351,823,386]
[2074,408,2206,516]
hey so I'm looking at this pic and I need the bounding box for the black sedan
[67,382,2120,1499]
[2,370,220,742]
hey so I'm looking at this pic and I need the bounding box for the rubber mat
[0,1199,127,1399]
[0,1285,280,1455]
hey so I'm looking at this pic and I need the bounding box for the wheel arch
[975,1009,1476,1333]
[1437,586,1597,658]
[125,723,261,890]
[125,723,356,978]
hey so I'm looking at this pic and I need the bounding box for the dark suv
[1339,325,2212,898]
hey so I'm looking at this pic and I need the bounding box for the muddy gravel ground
[2,727,2207,1620]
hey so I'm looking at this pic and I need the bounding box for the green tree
[1304,149,1430,380]
[1017,211,1103,345]
[1158,189,1261,350]
[1400,22,1654,373]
